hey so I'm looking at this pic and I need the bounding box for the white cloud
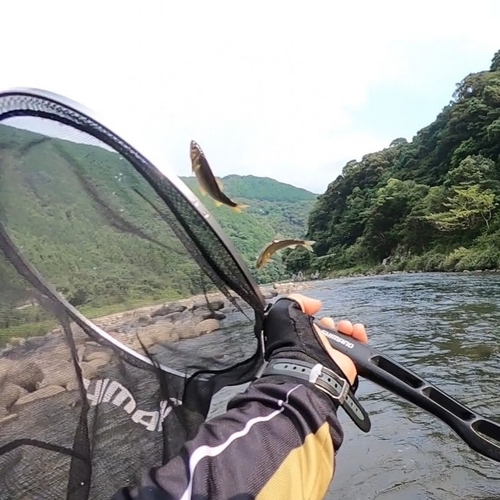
[1,0,500,193]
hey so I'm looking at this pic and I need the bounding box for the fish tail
[256,257,267,269]
[232,204,249,213]
[303,240,316,252]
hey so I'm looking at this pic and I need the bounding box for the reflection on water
[209,272,500,499]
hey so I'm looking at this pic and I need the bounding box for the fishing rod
[1,87,499,465]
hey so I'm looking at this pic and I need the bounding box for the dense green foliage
[0,122,315,339]
[290,50,500,277]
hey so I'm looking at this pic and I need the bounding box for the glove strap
[261,357,371,433]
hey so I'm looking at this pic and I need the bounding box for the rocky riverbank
[0,281,311,427]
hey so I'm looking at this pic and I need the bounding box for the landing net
[0,91,265,500]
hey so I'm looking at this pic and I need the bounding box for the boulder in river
[14,385,66,409]
[39,362,76,390]
[191,298,225,311]
[0,413,18,428]
[261,289,278,299]
[7,359,44,392]
[151,302,187,318]
[162,311,190,323]
[192,307,227,321]
[177,320,199,340]
[0,358,14,386]
[135,315,154,327]
[0,382,25,410]
[195,319,220,335]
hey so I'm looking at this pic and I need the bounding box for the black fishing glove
[260,297,370,432]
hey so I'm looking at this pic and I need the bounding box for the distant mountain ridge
[180,174,317,281]
[0,123,317,324]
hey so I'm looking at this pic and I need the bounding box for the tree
[390,138,408,148]
[490,50,500,72]
[445,155,494,188]
[424,185,497,231]
[283,247,313,275]
[363,178,429,260]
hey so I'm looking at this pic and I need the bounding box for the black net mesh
[0,91,265,500]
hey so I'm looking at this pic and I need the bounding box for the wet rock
[137,323,176,347]
[83,350,113,365]
[0,413,18,428]
[81,361,100,380]
[262,290,278,299]
[195,319,220,335]
[39,362,76,389]
[66,379,80,392]
[177,320,199,340]
[162,311,184,323]
[0,359,14,386]
[0,383,24,410]
[7,360,44,392]
[14,385,66,409]
[191,298,224,311]
[153,326,178,344]
[44,343,73,363]
[192,307,226,321]
[203,311,226,321]
[137,333,157,349]
[115,323,136,334]
[151,302,187,318]
[136,315,153,326]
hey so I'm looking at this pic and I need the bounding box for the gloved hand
[263,293,368,393]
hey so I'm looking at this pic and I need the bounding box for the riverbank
[0,280,313,426]
[319,244,500,280]
[1,280,314,352]
[322,263,500,280]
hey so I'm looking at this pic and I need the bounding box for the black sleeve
[112,375,344,500]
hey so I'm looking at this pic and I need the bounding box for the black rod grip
[315,321,500,463]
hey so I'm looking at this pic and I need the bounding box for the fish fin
[232,204,249,213]
[216,178,224,191]
[198,184,207,196]
[214,200,223,207]
[289,244,298,249]
[303,241,316,252]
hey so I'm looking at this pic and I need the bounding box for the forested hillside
[181,174,316,279]
[0,122,316,339]
[287,50,500,277]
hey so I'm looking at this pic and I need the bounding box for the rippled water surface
[209,272,500,499]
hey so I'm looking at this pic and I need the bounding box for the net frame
[0,87,267,381]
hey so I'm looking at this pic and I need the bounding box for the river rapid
[209,272,500,499]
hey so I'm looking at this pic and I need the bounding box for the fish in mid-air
[256,239,316,268]
[190,140,249,212]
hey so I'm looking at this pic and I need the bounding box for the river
[208,272,500,499]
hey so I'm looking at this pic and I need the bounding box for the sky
[1,1,500,194]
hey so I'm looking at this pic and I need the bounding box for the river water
[209,272,500,499]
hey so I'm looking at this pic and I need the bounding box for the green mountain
[181,174,316,281]
[297,49,500,277]
[0,122,316,338]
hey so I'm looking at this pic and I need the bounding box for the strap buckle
[261,357,371,433]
